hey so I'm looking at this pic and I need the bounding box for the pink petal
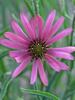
[9,50,28,58]
[30,16,43,38]
[0,39,26,49]
[45,54,61,72]
[20,13,36,39]
[47,50,74,60]
[58,61,69,70]
[30,60,38,85]
[49,16,64,37]
[45,54,69,71]
[11,20,28,39]
[12,57,31,78]
[0,38,3,44]
[30,17,37,33]
[4,32,29,45]
[35,16,44,38]
[14,54,30,63]
[37,59,48,86]
[47,47,75,53]
[42,10,56,39]
[47,27,72,45]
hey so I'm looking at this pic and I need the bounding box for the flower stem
[60,14,75,100]
[70,14,75,47]
[34,82,42,100]
[43,72,58,100]
[32,0,39,15]
[46,72,58,92]
[67,14,75,100]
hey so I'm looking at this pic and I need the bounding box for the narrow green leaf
[32,0,39,15]
[24,0,34,16]
[0,77,13,100]
[21,88,59,100]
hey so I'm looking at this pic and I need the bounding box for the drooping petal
[47,27,72,45]
[12,57,31,78]
[45,54,69,71]
[0,39,26,49]
[9,50,28,58]
[45,54,61,72]
[47,47,75,53]
[30,60,38,85]
[49,16,64,37]
[11,20,28,39]
[42,10,56,39]
[20,13,36,39]
[47,50,74,60]
[14,54,30,63]
[58,61,69,70]
[37,59,48,86]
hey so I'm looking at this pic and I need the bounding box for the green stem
[43,72,58,100]
[34,82,42,100]
[68,14,75,100]
[60,71,70,100]
[60,15,75,100]
[32,0,39,15]
[46,72,58,92]
[70,15,75,46]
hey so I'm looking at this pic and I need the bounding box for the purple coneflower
[0,10,75,86]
